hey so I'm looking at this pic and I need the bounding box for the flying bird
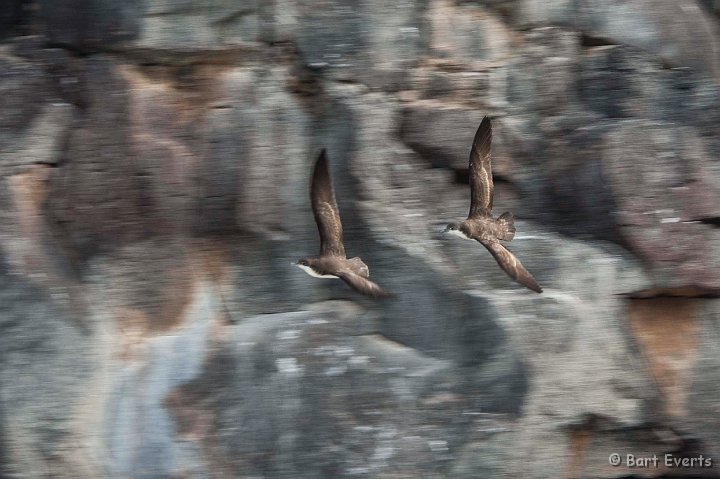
[296,149,392,298]
[443,117,543,293]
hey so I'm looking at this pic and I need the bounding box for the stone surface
[37,0,141,50]
[1,2,720,478]
[0,55,60,167]
[135,0,260,50]
[399,103,489,169]
[0,260,96,478]
[44,57,146,258]
[427,0,511,64]
[700,0,720,19]
[686,299,720,461]
[602,121,720,293]
[296,0,427,88]
[168,307,471,478]
[0,0,28,39]
[517,0,720,80]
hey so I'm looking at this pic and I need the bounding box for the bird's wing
[311,149,345,256]
[479,239,543,293]
[468,116,494,219]
[336,271,393,298]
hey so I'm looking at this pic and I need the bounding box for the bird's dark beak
[431,220,450,233]
[433,225,450,240]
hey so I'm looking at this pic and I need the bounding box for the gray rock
[100,278,217,478]
[0,54,74,183]
[517,0,720,80]
[652,67,720,138]
[37,0,141,50]
[427,0,512,64]
[400,103,488,169]
[2,3,720,478]
[686,299,720,460]
[0,57,55,158]
[215,66,312,238]
[411,68,491,104]
[296,0,427,89]
[477,287,655,477]
[450,431,519,479]
[0,102,74,172]
[523,114,623,240]
[602,120,720,292]
[197,106,243,234]
[165,304,516,478]
[257,0,300,44]
[136,0,260,50]
[0,261,95,478]
[503,27,580,116]
[578,45,664,119]
[45,57,144,258]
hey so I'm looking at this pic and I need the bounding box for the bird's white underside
[446,229,473,241]
[297,264,339,279]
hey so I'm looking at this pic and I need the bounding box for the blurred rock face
[1,1,720,478]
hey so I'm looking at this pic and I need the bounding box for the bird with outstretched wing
[296,150,392,298]
[443,117,542,293]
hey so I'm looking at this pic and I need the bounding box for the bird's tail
[348,257,370,278]
[497,212,516,241]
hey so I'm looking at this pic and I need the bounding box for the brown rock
[46,57,144,256]
[628,298,701,418]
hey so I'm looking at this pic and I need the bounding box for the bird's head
[443,222,460,233]
[296,258,310,267]
[442,222,471,240]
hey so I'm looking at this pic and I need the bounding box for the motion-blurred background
[1,1,720,478]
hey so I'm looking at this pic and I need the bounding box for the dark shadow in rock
[532,159,621,242]
[459,350,528,415]
[0,0,31,39]
[524,120,627,245]
[36,0,141,52]
[579,32,617,47]
[195,107,243,235]
[578,45,661,119]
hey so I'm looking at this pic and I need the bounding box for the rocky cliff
[1,1,720,478]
